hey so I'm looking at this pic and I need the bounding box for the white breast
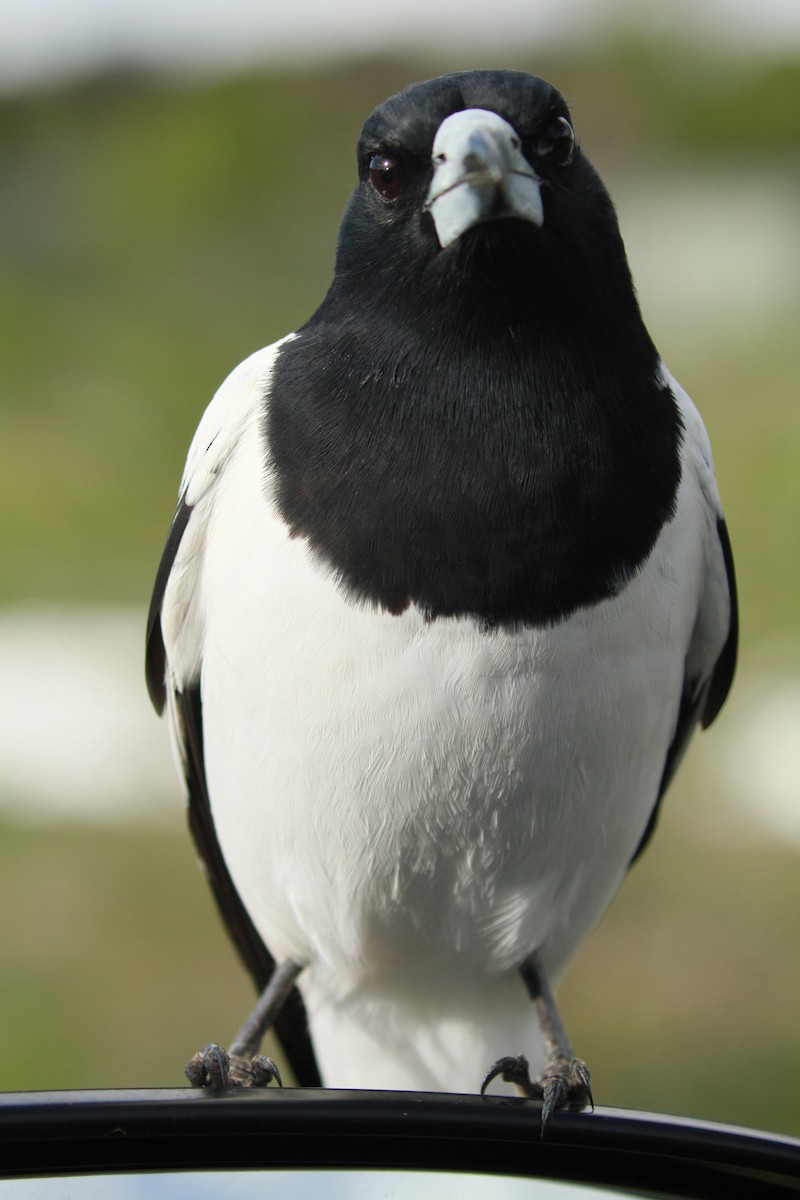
[180,389,711,1087]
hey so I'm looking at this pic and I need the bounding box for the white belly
[193,427,703,1087]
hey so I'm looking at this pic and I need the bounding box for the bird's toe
[185,1042,230,1089]
[250,1055,284,1088]
[540,1058,593,1131]
[481,1053,540,1099]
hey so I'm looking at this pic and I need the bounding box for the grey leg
[186,960,304,1089]
[481,952,592,1132]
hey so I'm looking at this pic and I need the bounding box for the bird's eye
[536,116,575,166]
[368,154,402,200]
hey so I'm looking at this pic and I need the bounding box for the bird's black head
[270,70,679,628]
[322,69,635,332]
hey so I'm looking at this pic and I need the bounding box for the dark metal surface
[0,1089,798,1196]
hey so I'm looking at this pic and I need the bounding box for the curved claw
[539,1058,593,1136]
[541,1073,565,1130]
[481,1053,538,1098]
[574,1059,594,1111]
[250,1055,283,1088]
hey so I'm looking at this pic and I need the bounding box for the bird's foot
[481,1053,593,1133]
[185,1043,284,1090]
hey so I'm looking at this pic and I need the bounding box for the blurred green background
[1,21,799,1139]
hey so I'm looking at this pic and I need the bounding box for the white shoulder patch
[181,335,293,505]
[656,361,732,693]
[657,359,723,520]
[160,335,293,691]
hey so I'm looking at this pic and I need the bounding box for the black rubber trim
[1,1090,799,1196]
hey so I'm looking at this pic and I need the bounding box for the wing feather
[631,369,738,864]
[145,338,320,1085]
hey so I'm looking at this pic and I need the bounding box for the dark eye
[536,116,575,166]
[368,154,402,200]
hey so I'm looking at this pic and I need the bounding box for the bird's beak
[425,108,543,249]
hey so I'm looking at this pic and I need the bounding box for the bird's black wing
[631,517,738,864]
[146,495,321,1087]
[146,496,192,716]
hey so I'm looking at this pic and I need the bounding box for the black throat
[265,231,682,629]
